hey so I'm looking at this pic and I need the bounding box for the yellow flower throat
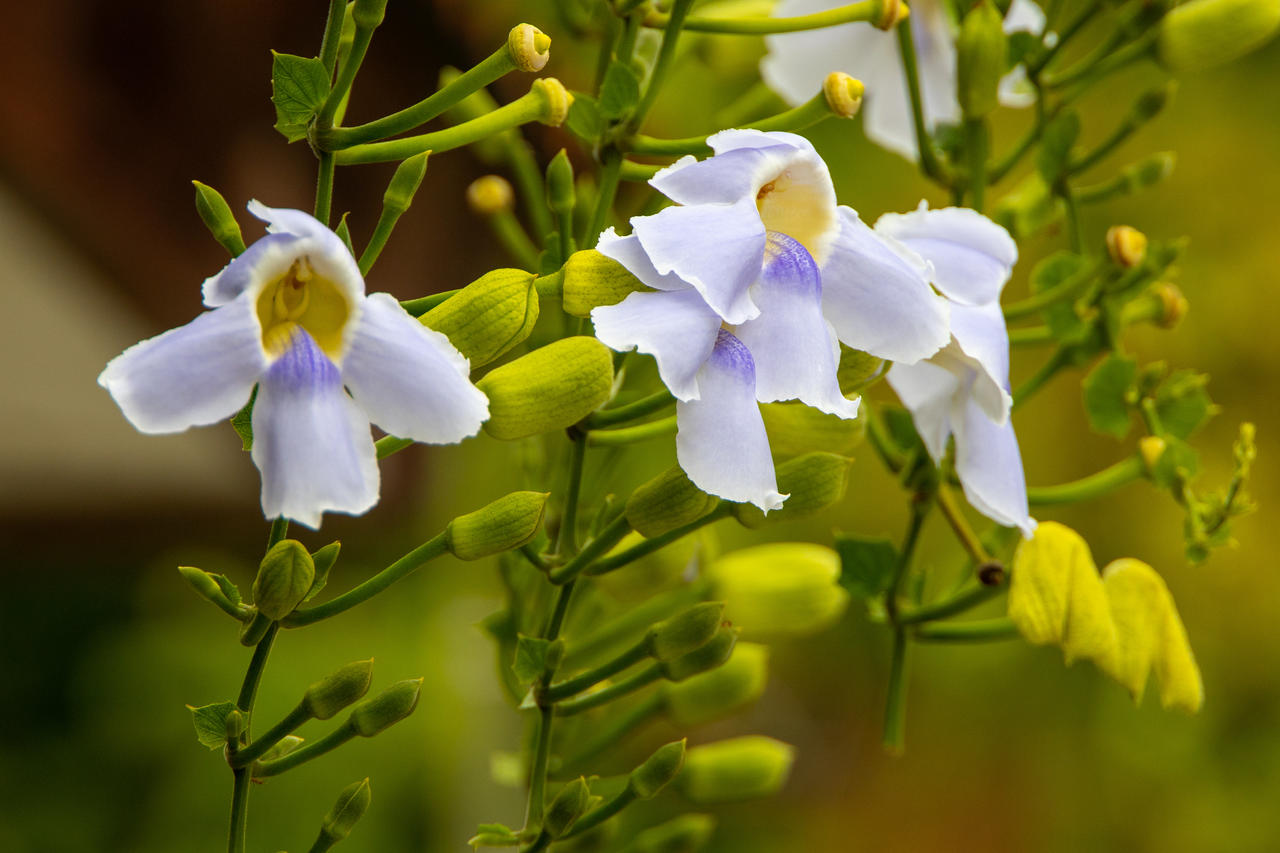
[256,257,351,359]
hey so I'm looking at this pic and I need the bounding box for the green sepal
[546,149,575,215]
[335,213,355,256]
[421,269,540,368]
[835,346,883,395]
[658,626,737,682]
[476,337,614,440]
[625,466,719,538]
[599,62,641,120]
[629,740,687,799]
[230,385,257,451]
[560,250,653,318]
[253,540,316,620]
[760,402,863,461]
[513,635,565,685]
[445,491,550,560]
[304,660,374,720]
[349,678,423,737]
[646,603,726,662]
[733,452,853,528]
[545,777,591,838]
[662,642,768,728]
[956,1,1007,118]
[304,541,342,603]
[834,532,898,600]
[258,734,305,762]
[177,566,250,620]
[192,181,246,256]
[1083,354,1138,439]
[187,701,237,750]
[320,778,372,843]
[270,51,331,143]
[384,151,430,214]
[468,823,526,848]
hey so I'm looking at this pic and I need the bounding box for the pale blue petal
[950,302,1012,423]
[246,200,366,303]
[252,328,378,529]
[874,203,1018,306]
[596,229,689,292]
[952,395,1036,537]
[591,289,721,401]
[341,293,489,444]
[820,206,950,363]
[706,128,818,157]
[734,233,858,417]
[886,359,959,462]
[98,293,266,434]
[201,232,302,307]
[651,145,800,206]
[677,331,786,511]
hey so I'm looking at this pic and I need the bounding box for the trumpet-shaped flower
[882,203,1034,535]
[99,202,489,528]
[761,0,1046,160]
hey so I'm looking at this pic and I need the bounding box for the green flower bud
[626,466,719,537]
[1131,83,1175,124]
[629,739,687,799]
[304,659,374,720]
[1158,0,1280,72]
[1127,152,1177,190]
[352,0,388,29]
[252,540,315,620]
[630,814,717,853]
[177,566,250,620]
[421,269,540,367]
[822,72,864,118]
[508,23,552,73]
[445,491,549,560]
[956,1,1007,119]
[349,678,422,737]
[224,708,248,741]
[544,777,591,838]
[533,77,573,127]
[704,543,850,638]
[760,402,863,460]
[467,175,515,215]
[320,778,372,843]
[646,603,726,662]
[383,151,429,216]
[733,452,853,528]
[258,734,305,762]
[547,149,576,215]
[678,736,795,803]
[192,181,246,256]
[476,337,614,440]
[659,626,738,682]
[559,249,653,318]
[662,643,768,728]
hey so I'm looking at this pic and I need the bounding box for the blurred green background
[1,1,1277,851]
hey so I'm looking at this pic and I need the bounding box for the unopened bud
[445,491,549,560]
[822,72,864,118]
[178,566,249,619]
[626,466,719,537]
[629,740,687,799]
[192,181,246,255]
[760,402,864,459]
[659,626,738,682]
[1139,435,1168,474]
[1157,0,1280,72]
[733,452,853,528]
[957,1,1007,118]
[1154,282,1189,329]
[663,642,768,728]
[704,543,850,638]
[547,149,575,215]
[646,603,726,662]
[679,736,795,803]
[304,659,374,720]
[874,0,908,30]
[544,777,590,838]
[533,77,573,127]
[259,734,305,762]
[1132,83,1175,124]
[1125,152,1176,191]
[1106,225,1148,268]
[351,0,388,29]
[253,540,315,620]
[383,151,429,215]
[320,778,372,843]
[225,708,248,741]
[630,814,717,853]
[467,175,515,215]
[421,268,540,367]
[350,678,422,737]
[508,23,552,73]
[560,249,652,318]
[476,337,614,440]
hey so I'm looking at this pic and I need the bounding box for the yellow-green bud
[1133,83,1175,125]
[822,72,864,118]
[678,736,795,803]
[662,642,768,728]
[192,181,246,256]
[177,566,247,619]
[258,734,305,762]
[631,814,716,853]
[1106,225,1148,268]
[467,175,515,215]
[383,151,429,216]
[533,77,573,127]
[956,1,1007,119]
[733,452,853,528]
[476,337,614,440]
[445,491,549,560]
[421,268,540,367]
[646,603,726,662]
[1126,151,1176,191]
[304,659,374,720]
[560,249,653,318]
[874,0,908,30]
[626,466,719,537]
[629,740,687,799]
[320,778,372,843]
[705,543,850,638]
[1139,435,1168,474]
[508,23,551,73]
[836,346,882,396]
[547,149,576,215]
[352,0,387,29]
[1157,0,1280,72]
[1153,282,1189,329]
[659,626,738,681]
[545,777,591,838]
[350,678,422,737]
[252,540,315,620]
[760,402,863,460]
[225,708,248,741]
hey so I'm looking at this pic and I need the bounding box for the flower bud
[304,659,374,720]
[258,734,305,762]
[678,736,795,803]
[822,72,864,118]
[957,1,1007,119]
[467,175,515,215]
[192,180,246,256]
[178,566,249,620]
[349,678,422,737]
[733,452,853,528]
[383,151,430,216]
[1154,282,1189,329]
[421,268,540,367]
[704,543,850,638]
[224,708,248,741]
[1125,151,1176,192]
[320,778,372,843]
[629,739,687,799]
[662,642,768,728]
[252,540,315,620]
[445,491,549,560]
[1157,0,1280,72]
[559,249,652,318]
[547,149,575,215]
[626,466,719,537]
[476,337,614,440]
[630,814,715,853]
[646,603,726,662]
[1139,435,1168,474]
[759,403,863,460]
[544,777,591,838]
[508,23,552,73]
[352,0,387,29]
[533,77,573,127]
[1106,225,1148,268]
[659,626,738,682]
[874,0,908,30]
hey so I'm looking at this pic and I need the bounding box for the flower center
[256,257,351,359]
[754,165,836,264]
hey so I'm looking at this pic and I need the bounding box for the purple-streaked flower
[762,0,1046,161]
[99,202,489,528]
[881,203,1035,536]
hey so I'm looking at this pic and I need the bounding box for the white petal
[952,395,1036,537]
[677,331,786,512]
[651,144,799,206]
[734,233,859,417]
[999,1,1046,108]
[998,65,1037,109]
[201,232,303,308]
[245,200,366,303]
[596,229,687,292]
[251,328,379,529]
[874,203,1018,306]
[591,289,721,401]
[950,302,1012,423]
[886,359,959,462]
[819,206,950,364]
[98,293,266,434]
[631,197,766,325]
[341,293,489,444]
[706,128,818,157]
[1004,0,1046,35]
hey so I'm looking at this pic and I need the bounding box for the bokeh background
[2,1,1277,851]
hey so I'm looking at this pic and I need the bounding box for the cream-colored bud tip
[823,73,865,118]
[875,0,910,31]
[509,24,551,72]
[467,175,514,215]
[1106,225,1148,268]
[533,77,573,127]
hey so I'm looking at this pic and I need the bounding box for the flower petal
[874,203,1018,306]
[819,206,950,364]
[734,233,859,417]
[341,293,489,444]
[886,359,959,461]
[950,302,1012,423]
[251,328,378,528]
[951,395,1035,537]
[631,197,767,325]
[246,200,366,303]
[98,293,267,434]
[596,229,689,292]
[201,232,304,308]
[677,330,786,511]
[591,289,721,401]
[1004,0,1046,35]
[651,146,793,206]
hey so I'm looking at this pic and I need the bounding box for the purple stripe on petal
[762,232,821,297]
[264,325,341,392]
[707,328,756,378]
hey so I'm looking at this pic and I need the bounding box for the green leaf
[834,533,898,600]
[230,385,257,451]
[1037,110,1080,183]
[1155,370,1215,440]
[566,94,603,142]
[187,701,237,750]
[1151,436,1200,490]
[271,51,331,143]
[211,574,243,607]
[1082,354,1137,439]
[1029,251,1089,336]
[512,635,560,685]
[468,823,523,848]
[334,212,355,256]
[599,63,641,120]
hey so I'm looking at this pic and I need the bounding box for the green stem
[375,435,414,459]
[254,721,357,777]
[1003,257,1100,320]
[586,415,678,446]
[584,391,676,428]
[897,17,949,186]
[315,12,378,131]
[619,160,663,182]
[628,0,695,133]
[1028,455,1144,505]
[1012,346,1072,411]
[896,584,1002,625]
[585,148,622,246]
[1009,325,1053,346]
[626,90,838,156]
[1061,181,1084,252]
[913,617,1018,642]
[229,701,311,768]
[318,0,347,75]
[227,770,251,853]
[525,582,577,831]
[644,0,880,33]
[586,506,730,577]
[887,498,929,622]
[485,208,540,270]
[314,152,335,227]
[563,788,638,838]
[555,664,663,716]
[562,582,711,670]
[550,514,634,585]
[545,638,651,702]
[1027,0,1101,77]
[935,482,990,564]
[554,432,589,558]
[864,405,906,474]
[556,693,665,773]
[964,117,988,212]
[882,629,910,754]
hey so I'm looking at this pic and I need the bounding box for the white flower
[880,203,1036,536]
[99,202,489,528]
[761,0,1046,160]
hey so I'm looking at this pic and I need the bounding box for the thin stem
[315,15,377,131]
[486,208,540,270]
[314,152,335,226]
[562,582,711,670]
[1027,0,1101,77]
[935,482,990,564]
[584,391,676,429]
[318,0,348,75]
[525,582,577,830]
[644,0,879,33]
[254,721,357,777]
[913,617,1019,642]
[964,117,988,212]
[1009,325,1053,346]
[864,405,906,474]
[562,787,638,839]
[550,514,634,585]
[586,506,730,577]
[229,701,311,768]
[1027,455,1145,505]
[625,90,836,156]
[545,638,651,702]
[553,433,589,558]
[628,0,695,133]
[1003,257,1100,320]
[586,415,678,446]
[555,664,663,716]
[1012,347,1072,411]
[897,17,948,186]
[896,584,1002,625]
[585,148,622,247]
[228,770,251,853]
[887,498,929,622]
[1061,181,1084,252]
[882,629,910,754]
